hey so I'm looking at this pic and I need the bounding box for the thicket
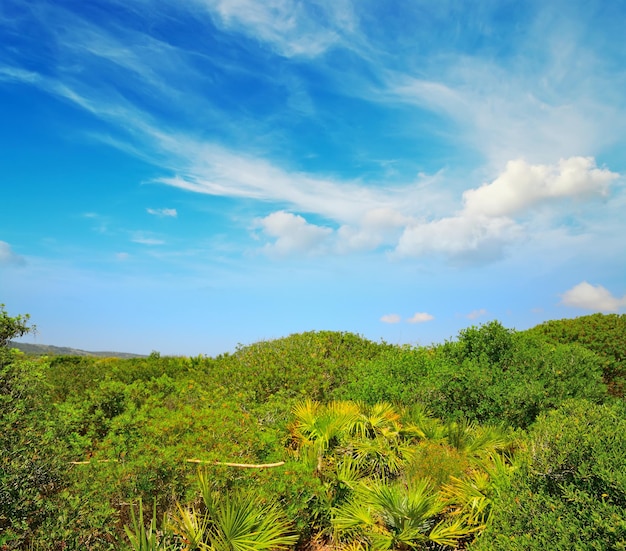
[473,400,626,550]
[527,313,626,396]
[1,308,624,550]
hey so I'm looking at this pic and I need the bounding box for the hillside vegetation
[1,306,625,550]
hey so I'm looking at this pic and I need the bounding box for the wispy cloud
[194,0,356,58]
[560,281,626,312]
[383,33,626,168]
[2,0,623,268]
[466,309,488,320]
[0,241,26,266]
[131,233,165,246]
[147,208,177,218]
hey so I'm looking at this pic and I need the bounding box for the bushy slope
[2,311,624,550]
[526,313,626,395]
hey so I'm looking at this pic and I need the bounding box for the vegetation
[1,307,624,550]
[526,313,626,395]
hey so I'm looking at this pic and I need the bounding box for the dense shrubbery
[339,321,606,428]
[527,313,626,395]
[1,308,624,550]
[472,400,626,550]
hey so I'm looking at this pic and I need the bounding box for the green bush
[1,306,67,549]
[527,313,626,396]
[472,400,626,551]
[422,325,607,427]
[333,346,432,404]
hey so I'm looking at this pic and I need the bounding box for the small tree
[0,303,34,364]
[0,306,63,549]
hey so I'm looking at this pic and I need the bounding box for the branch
[186,459,285,469]
[70,459,118,465]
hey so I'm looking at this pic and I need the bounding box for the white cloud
[4,3,621,265]
[407,312,434,324]
[463,157,616,218]
[255,211,332,255]
[560,281,626,312]
[395,213,520,259]
[196,0,353,57]
[147,208,178,218]
[395,157,618,260]
[0,241,25,266]
[380,313,401,324]
[336,208,411,253]
[385,44,626,167]
[115,252,130,261]
[466,308,487,320]
[131,233,165,246]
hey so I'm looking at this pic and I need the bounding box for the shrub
[527,313,626,396]
[472,400,626,550]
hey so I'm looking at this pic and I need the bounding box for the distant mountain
[9,341,145,359]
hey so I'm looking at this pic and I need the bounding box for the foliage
[288,400,515,549]
[339,321,607,428]
[334,346,432,405]
[332,478,473,550]
[471,400,626,550]
[124,471,298,551]
[125,499,170,551]
[527,313,626,396]
[4,313,620,550]
[0,303,34,355]
[0,306,67,549]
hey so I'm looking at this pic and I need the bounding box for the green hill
[9,340,145,358]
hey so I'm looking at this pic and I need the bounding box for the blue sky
[1,0,625,355]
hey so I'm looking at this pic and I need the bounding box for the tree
[0,303,34,364]
[0,306,64,549]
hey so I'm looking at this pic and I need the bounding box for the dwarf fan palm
[332,479,472,550]
[196,469,297,551]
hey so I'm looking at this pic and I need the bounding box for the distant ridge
[9,341,145,359]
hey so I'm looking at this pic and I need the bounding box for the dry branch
[186,459,285,469]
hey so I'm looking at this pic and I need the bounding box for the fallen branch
[186,459,285,469]
[70,459,118,465]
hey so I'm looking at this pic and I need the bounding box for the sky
[1,0,625,355]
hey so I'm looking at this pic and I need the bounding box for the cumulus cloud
[395,213,519,258]
[407,312,434,323]
[466,308,487,320]
[560,281,626,312]
[250,156,618,261]
[380,313,401,324]
[336,207,411,253]
[395,157,618,260]
[255,211,332,255]
[463,157,616,218]
[0,241,25,266]
[147,208,177,218]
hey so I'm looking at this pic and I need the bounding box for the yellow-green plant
[194,470,297,551]
[125,499,168,551]
[332,478,472,550]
